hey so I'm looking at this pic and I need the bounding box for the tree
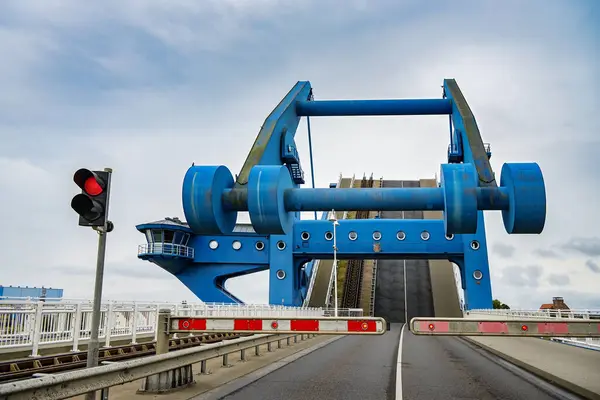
[492,299,510,309]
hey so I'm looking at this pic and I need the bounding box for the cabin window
[163,230,175,243]
[173,231,184,245]
[152,230,163,242]
[148,229,189,245]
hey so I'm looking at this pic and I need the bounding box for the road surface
[219,324,582,400]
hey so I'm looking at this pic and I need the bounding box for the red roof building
[539,297,570,311]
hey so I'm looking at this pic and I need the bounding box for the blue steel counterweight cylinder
[182,162,545,236]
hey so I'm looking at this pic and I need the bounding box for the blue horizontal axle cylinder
[221,187,510,212]
[296,99,452,116]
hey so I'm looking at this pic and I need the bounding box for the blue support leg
[455,211,492,310]
[296,259,310,304]
[176,264,268,304]
[268,233,301,306]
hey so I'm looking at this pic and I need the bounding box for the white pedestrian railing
[469,308,600,319]
[137,242,194,258]
[468,308,600,351]
[0,299,328,356]
[322,308,363,317]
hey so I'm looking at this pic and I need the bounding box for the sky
[0,0,598,310]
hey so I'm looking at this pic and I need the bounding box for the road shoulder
[465,337,600,400]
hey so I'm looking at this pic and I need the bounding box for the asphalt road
[400,325,581,400]
[219,324,582,400]
[221,325,402,400]
[375,180,435,324]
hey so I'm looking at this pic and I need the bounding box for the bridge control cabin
[137,217,196,274]
[136,217,263,277]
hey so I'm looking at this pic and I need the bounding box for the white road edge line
[396,323,405,400]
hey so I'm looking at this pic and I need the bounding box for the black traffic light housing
[71,169,109,227]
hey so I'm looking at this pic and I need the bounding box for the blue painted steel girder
[293,219,464,259]
[192,233,269,265]
[137,217,491,308]
[186,219,465,266]
[148,217,489,308]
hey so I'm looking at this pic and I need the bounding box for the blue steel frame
[136,79,546,310]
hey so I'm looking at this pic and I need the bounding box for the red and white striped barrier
[169,316,387,335]
[410,317,600,337]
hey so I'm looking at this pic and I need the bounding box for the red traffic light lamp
[71,168,110,227]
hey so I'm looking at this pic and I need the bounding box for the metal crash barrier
[410,317,600,337]
[169,315,388,335]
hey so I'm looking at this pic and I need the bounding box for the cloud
[547,274,570,286]
[0,0,597,308]
[562,237,600,257]
[499,266,542,288]
[225,271,270,304]
[585,260,600,274]
[52,263,169,280]
[533,248,562,259]
[492,243,516,258]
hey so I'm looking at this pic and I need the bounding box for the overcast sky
[1,0,598,309]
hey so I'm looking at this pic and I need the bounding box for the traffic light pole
[85,168,112,400]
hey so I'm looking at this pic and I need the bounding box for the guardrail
[0,300,326,356]
[0,332,313,399]
[468,309,600,350]
[469,309,600,319]
[137,242,195,258]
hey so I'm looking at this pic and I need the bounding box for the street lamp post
[329,210,339,317]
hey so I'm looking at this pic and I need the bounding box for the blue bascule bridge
[136,79,547,318]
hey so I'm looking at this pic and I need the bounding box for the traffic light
[71,169,109,227]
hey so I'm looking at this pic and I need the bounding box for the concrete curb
[191,335,345,400]
[463,337,600,400]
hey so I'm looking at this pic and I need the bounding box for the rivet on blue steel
[135,79,546,310]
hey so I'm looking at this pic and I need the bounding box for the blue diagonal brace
[235,81,313,187]
[443,79,496,186]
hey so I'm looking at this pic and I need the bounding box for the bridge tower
[135,79,546,312]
